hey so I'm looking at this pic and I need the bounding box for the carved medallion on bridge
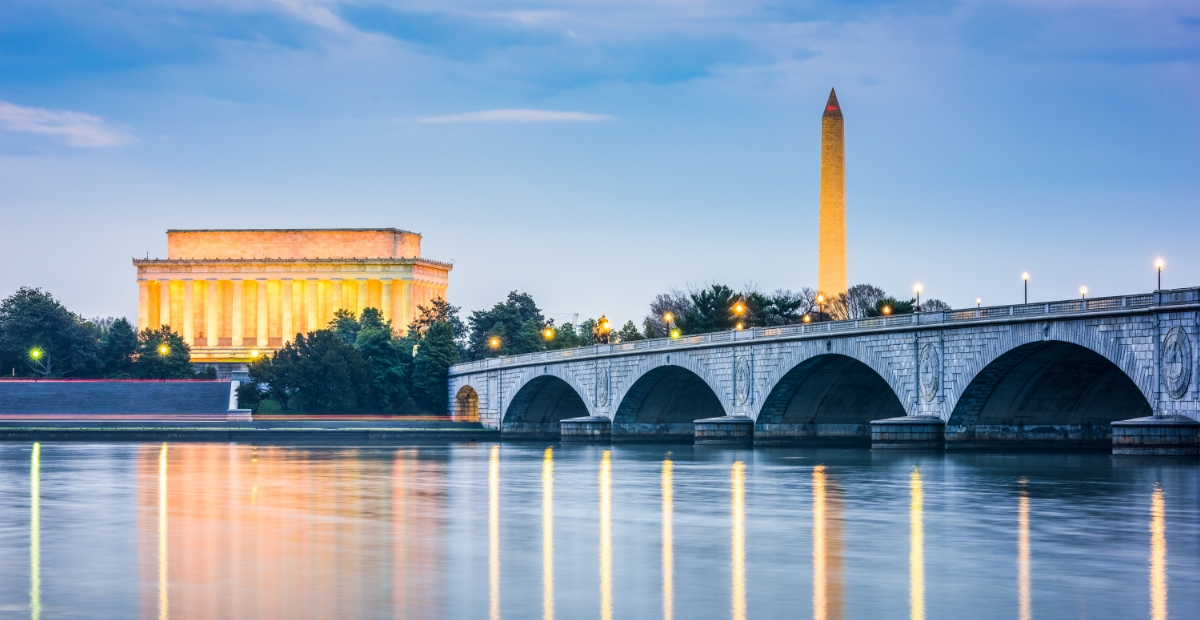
[734,357,752,406]
[594,365,611,407]
[1162,327,1193,400]
[919,344,940,402]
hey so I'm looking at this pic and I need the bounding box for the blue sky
[1,0,1197,326]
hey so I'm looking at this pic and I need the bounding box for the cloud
[420,109,614,123]
[0,101,134,147]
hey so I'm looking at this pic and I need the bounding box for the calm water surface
[0,442,1197,619]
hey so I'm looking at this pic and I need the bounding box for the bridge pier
[694,417,755,445]
[559,416,612,442]
[1112,415,1200,456]
[869,416,945,450]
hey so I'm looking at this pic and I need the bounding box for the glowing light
[30,443,41,620]
[543,328,555,340]
[1018,478,1031,620]
[30,348,42,360]
[1022,272,1030,282]
[159,443,169,620]
[733,303,745,315]
[663,313,673,323]
[914,283,922,293]
[670,329,681,339]
[250,350,259,358]
[489,445,501,620]
[1156,259,1165,269]
[803,315,812,323]
[543,448,555,620]
[910,467,924,620]
[817,294,825,303]
[735,322,744,330]
[600,451,612,620]
[882,306,892,315]
[159,344,169,355]
[490,337,501,349]
[813,466,827,620]
[1080,286,1088,299]
[662,459,674,620]
[976,298,982,307]
[1150,483,1167,620]
[732,461,746,620]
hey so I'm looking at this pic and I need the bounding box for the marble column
[137,280,149,331]
[357,278,368,316]
[381,278,392,327]
[231,279,244,347]
[400,281,413,334]
[282,278,293,344]
[158,280,172,330]
[182,279,195,345]
[256,279,269,347]
[206,279,219,346]
[332,278,343,315]
[306,279,318,333]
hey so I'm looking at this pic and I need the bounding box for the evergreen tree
[467,291,547,359]
[412,322,459,414]
[615,321,644,342]
[356,323,414,414]
[0,287,101,377]
[134,326,194,379]
[265,330,372,413]
[100,317,139,376]
[679,284,738,334]
[329,309,361,345]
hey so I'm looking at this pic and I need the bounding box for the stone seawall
[0,381,232,415]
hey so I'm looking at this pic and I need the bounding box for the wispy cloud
[0,101,134,147]
[420,109,613,123]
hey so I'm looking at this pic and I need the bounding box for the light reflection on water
[0,443,1197,619]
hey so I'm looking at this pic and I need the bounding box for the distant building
[133,228,451,367]
[818,88,847,297]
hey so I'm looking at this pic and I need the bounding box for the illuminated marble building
[133,229,452,366]
[818,88,847,297]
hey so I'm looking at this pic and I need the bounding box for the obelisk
[818,88,847,297]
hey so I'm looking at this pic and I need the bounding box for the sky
[1,0,1197,328]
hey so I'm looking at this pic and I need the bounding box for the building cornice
[166,227,421,237]
[133,257,453,270]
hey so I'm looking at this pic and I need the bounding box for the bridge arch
[754,353,906,445]
[946,340,1151,448]
[453,385,479,422]
[501,371,592,438]
[612,364,727,441]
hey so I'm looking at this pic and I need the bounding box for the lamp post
[976,298,981,309]
[1156,259,1164,290]
[1080,286,1087,300]
[1022,273,1029,304]
[914,284,922,313]
[817,295,825,321]
[732,301,745,330]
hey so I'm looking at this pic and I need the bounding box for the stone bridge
[448,288,1200,451]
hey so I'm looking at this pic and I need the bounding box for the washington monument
[818,88,847,297]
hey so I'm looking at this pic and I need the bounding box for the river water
[0,441,1196,619]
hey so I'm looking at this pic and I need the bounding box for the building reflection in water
[543,447,554,620]
[136,443,444,619]
[1018,478,1031,620]
[600,451,613,620]
[909,467,924,620]
[1150,483,1167,620]
[489,444,501,620]
[30,443,41,620]
[812,465,844,620]
[731,461,745,620]
[662,459,674,620]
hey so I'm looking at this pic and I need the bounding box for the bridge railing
[449,288,1195,374]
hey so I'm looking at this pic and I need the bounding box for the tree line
[0,287,211,379]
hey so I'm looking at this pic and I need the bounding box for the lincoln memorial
[133,228,452,366]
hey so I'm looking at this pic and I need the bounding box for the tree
[356,325,414,414]
[545,321,581,350]
[921,298,952,312]
[642,290,692,338]
[843,284,888,319]
[679,284,738,334]
[329,309,361,345]
[577,318,597,345]
[100,318,138,376]
[134,326,194,379]
[467,291,547,359]
[261,330,372,413]
[408,297,467,341]
[412,322,460,413]
[866,297,916,317]
[0,287,101,377]
[615,321,644,342]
